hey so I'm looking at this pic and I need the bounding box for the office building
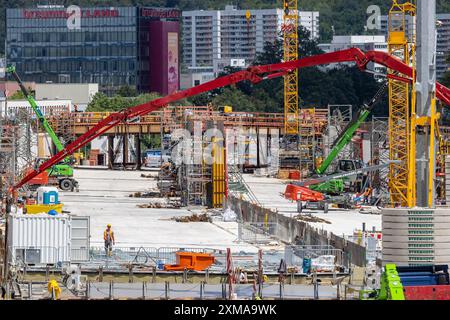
[6,6,181,96]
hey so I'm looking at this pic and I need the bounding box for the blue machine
[396,265,450,287]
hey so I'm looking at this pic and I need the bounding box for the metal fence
[284,245,350,271]
[8,245,349,275]
[238,222,279,244]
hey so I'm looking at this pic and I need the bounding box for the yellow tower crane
[387,0,416,207]
[283,0,299,135]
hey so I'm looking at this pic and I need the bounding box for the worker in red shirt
[104,224,115,257]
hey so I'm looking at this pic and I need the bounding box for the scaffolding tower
[387,0,416,207]
[371,117,390,201]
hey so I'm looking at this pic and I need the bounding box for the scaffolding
[387,0,416,207]
[283,0,299,135]
[326,105,353,171]
[371,117,390,201]
[298,109,316,176]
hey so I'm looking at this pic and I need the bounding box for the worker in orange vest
[104,224,115,257]
[363,187,373,204]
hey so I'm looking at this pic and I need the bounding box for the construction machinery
[308,82,388,194]
[316,83,388,175]
[361,264,450,300]
[6,66,79,191]
[12,47,450,192]
[288,161,398,213]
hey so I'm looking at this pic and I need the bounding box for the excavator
[11,47,450,194]
[6,66,79,191]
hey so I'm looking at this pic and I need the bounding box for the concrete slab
[242,174,381,236]
[60,169,257,252]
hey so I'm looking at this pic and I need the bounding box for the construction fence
[226,196,367,267]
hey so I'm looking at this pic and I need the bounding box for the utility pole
[415,0,437,208]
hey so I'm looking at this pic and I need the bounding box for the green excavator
[6,66,79,191]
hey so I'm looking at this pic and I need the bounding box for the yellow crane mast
[388,0,416,207]
[283,0,299,135]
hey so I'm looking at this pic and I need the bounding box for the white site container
[8,214,71,265]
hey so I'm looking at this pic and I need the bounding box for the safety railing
[237,222,279,244]
[284,245,350,272]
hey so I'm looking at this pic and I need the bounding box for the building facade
[181,5,319,88]
[6,6,180,96]
[380,14,450,80]
[319,35,388,80]
[35,83,98,111]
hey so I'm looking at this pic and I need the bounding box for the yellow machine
[283,0,299,135]
[387,0,416,207]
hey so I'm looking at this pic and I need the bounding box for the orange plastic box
[164,252,215,271]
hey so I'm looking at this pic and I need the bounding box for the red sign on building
[22,8,120,19]
[140,8,180,19]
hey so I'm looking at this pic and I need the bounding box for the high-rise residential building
[380,14,450,80]
[6,6,181,96]
[181,5,319,88]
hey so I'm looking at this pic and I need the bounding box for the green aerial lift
[7,66,79,191]
[359,264,405,300]
[309,83,388,194]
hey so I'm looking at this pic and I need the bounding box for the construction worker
[363,187,373,205]
[104,224,115,257]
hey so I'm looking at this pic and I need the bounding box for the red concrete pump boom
[13,48,450,190]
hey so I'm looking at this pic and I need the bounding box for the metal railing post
[200,281,204,300]
[165,281,170,300]
[222,282,227,299]
[99,266,103,282]
[142,281,146,300]
[86,280,90,300]
[28,281,32,300]
[128,264,133,283]
[109,280,114,300]
[279,281,284,300]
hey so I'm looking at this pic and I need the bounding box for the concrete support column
[136,134,142,170]
[415,0,437,207]
[107,136,114,170]
[123,134,129,167]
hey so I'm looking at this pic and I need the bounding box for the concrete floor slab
[242,174,381,236]
[60,169,256,252]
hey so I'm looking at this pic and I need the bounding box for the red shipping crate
[404,285,450,300]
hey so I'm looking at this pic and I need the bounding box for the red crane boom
[13,48,450,190]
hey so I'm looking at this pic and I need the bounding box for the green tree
[8,88,34,100]
[116,85,138,97]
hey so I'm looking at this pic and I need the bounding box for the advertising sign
[167,32,179,94]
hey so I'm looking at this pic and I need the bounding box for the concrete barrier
[226,196,366,266]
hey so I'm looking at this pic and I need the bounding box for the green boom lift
[7,66,79,191]
[359,264,405,300]
[309,82,388,194]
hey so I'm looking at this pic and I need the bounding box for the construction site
[1,0,450,301]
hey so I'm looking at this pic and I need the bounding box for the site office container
[7,214,90,266]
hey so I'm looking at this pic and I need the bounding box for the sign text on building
[22,8,120,19]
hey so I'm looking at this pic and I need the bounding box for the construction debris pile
[171,213,211,223]
[294,215,331,224]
